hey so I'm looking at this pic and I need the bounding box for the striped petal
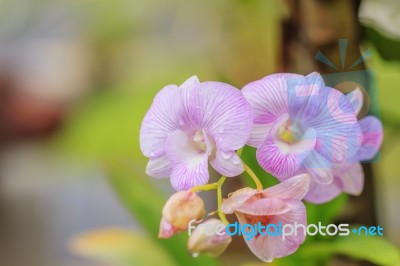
[182,80,253,151]
[140,84,184,158]
[166,130,209,190]
[256,114,317,180]
[242,73,301,147]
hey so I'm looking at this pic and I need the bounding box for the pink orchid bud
[187,219,232,257]
[159,190,205,239]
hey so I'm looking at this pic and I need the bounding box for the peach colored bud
[158,217,176,239]
[188,219,232,257]
[159,190,205,239]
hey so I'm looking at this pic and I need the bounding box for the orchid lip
[278,120,304,144]
[191,129,215,156]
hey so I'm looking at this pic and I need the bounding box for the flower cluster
[139,73,383,262]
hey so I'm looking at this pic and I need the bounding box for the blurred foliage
[368,48,400,125]
[69,228,176,266]
[300,235,400,266]
[362,26,400,62]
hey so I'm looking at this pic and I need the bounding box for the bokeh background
[0,0,399,265]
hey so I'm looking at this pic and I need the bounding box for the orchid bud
[188,219,232,257]
[159,190,205,238]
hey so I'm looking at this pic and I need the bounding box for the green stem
[243,162,263,191]
[191,177,229,225]
[216,176,229,225]
[191,183,218,192]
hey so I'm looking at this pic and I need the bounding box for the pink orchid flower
[221,174,310,262]
[242,72,363,189]
[140,76,253,191]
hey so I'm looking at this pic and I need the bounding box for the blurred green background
[0,0,399,265]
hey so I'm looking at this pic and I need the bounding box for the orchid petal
[180,75,200,90]
[221,188,257,214]
[263,174,310,200]
[305,162,364,203]
[145,155,171,178]
[182,81,253,151]
[338,162,364,195]
[355,116,383,161]
[170,159,209,191]
[317,89,361,162]
[304,180,342,204]
[235,198,290,216]
[242,73,301,147]
[210,150,244,177]
[237,200,306,262]
[257,114,316,180]
[166,130,209,190]
[302,150,334,184]
[140,84,183,157]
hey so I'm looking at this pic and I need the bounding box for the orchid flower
[304,89,383,203]
[140,76,253,191]
[221,174,310,262]
[242,72,362,187]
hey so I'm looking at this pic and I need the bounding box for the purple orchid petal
[180,75,200,90]
[304,179,342,204]
[165,130,209,190]
[302,150,334,184]
[242,73,301,147]
[355,116,383,161]
[140,84,184,157]
[263,174,310,200]
[145,155,171,178]
[305,162,364,203]
[337,162,364,195]
[182,80,253,151]
[256,114,317,180]
[210,150,244,177]
[346,87,364,115]
[170,158,209,191]
[287,73,361,163]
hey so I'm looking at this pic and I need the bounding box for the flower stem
[216,176,229,225]
[191,183,218,192]
[243,162,263,191]
[190,177,229,224]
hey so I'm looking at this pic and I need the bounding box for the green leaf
[69,228,176,266]
[105,159,221,266]
[300,235,400,266]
